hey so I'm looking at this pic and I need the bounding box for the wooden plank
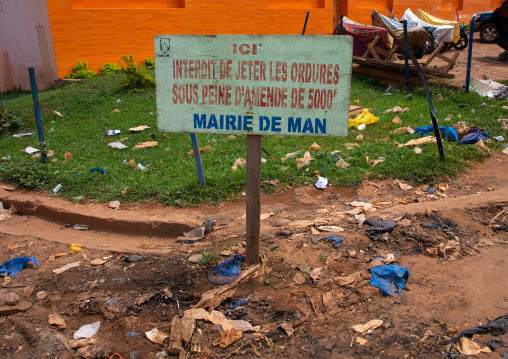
[443,52,460,72]
[168,315,183,355]
[353,56,455,79]
[435,52,458,64]
[385,45,400,62]
[362,35,380,58]
[245,135,262,265]
[423,43,444,68]
[367,43,382,60]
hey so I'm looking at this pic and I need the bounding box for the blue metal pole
[339,15,344,35]
[28,67,46,163]
[465,17,475,93]
[402,20,409,88]
[190,133,206,187]
[302,11,309,35]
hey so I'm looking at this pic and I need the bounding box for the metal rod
[465,17,475,93]
[189,133,206,187]
[402,20,409,88]
[302,11,309,35]
[28,67,46,163]
[404,44,446,161]
[339,14,344,35]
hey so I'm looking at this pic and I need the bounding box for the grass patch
[0,73,504,206]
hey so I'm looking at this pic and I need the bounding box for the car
[472,11,497,43]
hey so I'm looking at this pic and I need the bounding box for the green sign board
[155,35,352,137]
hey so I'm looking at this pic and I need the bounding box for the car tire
[480,23,497,43]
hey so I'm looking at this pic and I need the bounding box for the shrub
[143,57,155,69]
[65,61,96,79]
[0,101,21,134]
[100,62,121,75]
[0,159,50,189]
[117,54,155,91]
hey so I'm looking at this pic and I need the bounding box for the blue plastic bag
[459,127,489,144]
[208,254,245,285]
[415,126,459,142]
[324,236,345,248]
[370,264,409,296]
[0,256,39,277]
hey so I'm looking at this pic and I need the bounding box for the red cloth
[333,20,388,57]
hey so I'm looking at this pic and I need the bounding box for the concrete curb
[0,189,200,237]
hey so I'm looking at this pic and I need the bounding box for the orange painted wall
[46,0,502,78]
[46,0,333,78]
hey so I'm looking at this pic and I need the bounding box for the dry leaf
[454,337,491,355]
[392,116,402,124]
[280,322,294,336]
[336,159,350,169]
[48,314,66,329]
[344,143,359,149]
[414,147,422,154]
[212,328,242,348]
[309,142,321,151]
[293,272,306,285]
[398,182,413,190]
[145,328,168,345]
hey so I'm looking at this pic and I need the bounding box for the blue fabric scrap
[459,127,489,144]
[208,254,245,285]
[0,256,39,277]
[370,264,410,296]
[324,236,344,248]
[230,298,246,309]
[90,167,107,174]
[415,126,459,142]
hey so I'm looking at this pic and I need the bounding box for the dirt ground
[447,34,508,87]
[0,37,508,359]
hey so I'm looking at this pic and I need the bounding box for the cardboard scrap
[134,141,157,149]
[52,261,81,274]
[129,125,150,131]
[317,225,344,232]
[350,319,383,334]
[193,265,259,310]
[399,136,436,147]
[356,337,368,345]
